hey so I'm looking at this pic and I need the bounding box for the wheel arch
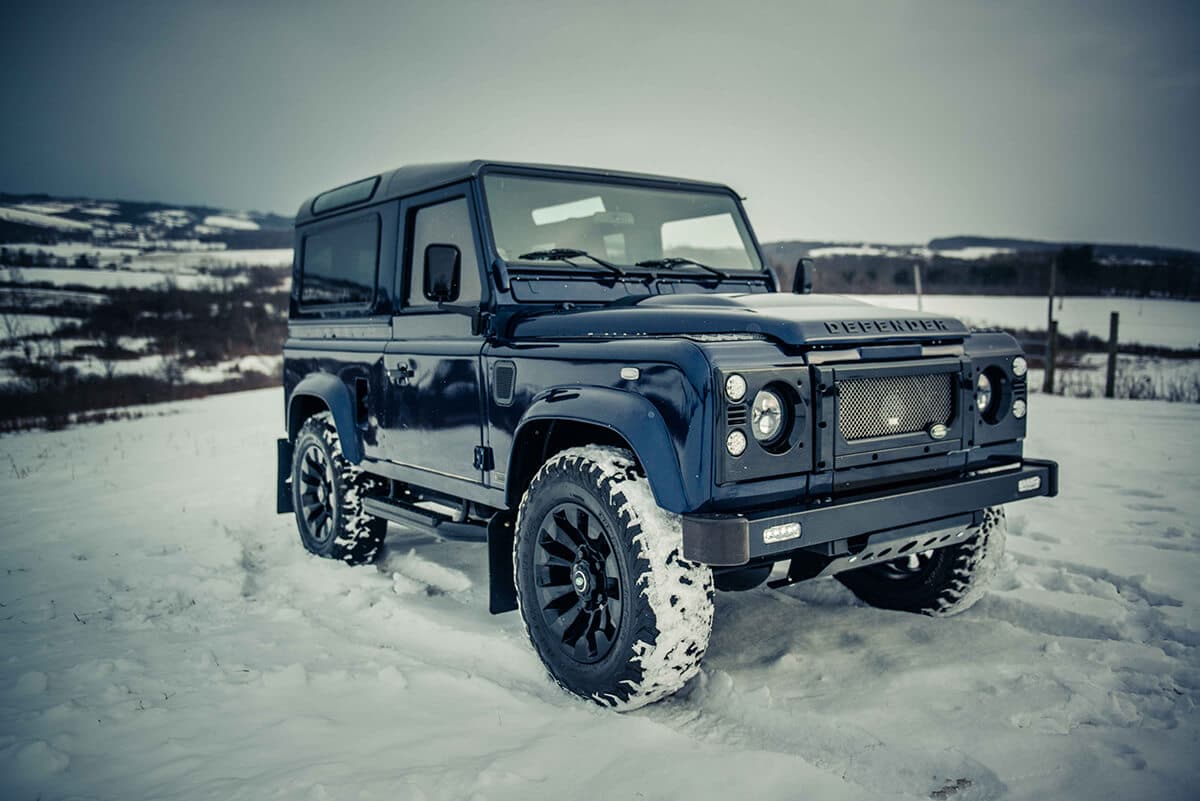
[286,372,363,464]
[505,387,691,514]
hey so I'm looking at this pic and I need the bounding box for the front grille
[838,372,955,441]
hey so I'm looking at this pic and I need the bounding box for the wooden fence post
[1042,256,1057,395]
[1043,320,1057,395]
[1105,311,1119,398]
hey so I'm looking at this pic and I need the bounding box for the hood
[505,293,969,346]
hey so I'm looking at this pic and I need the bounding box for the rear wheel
[836,507,1006,616]
[291,411,386,565]
[514,446,714,710]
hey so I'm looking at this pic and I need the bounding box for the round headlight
[975,373,993,413]
[1012,398,1027,419]
[751,390,785,442]
[725,374,747,402]
[726,429,747,456]
[1012,356,1028,378]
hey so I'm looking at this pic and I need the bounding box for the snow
[202,214,261,231]
[5,267,217,290]
[0,206,94,231]
[0,389,1197,800]
[849,294,1200,349]
[130,248,293,269]
[0,313,73,339]
[932,247,1016,260]
[809,244,913,258]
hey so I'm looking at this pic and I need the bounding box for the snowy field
[848,295,1200,350]
[3,267,221,291]
[1,389,1196,800]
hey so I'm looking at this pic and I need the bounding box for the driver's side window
[408,197,482,309]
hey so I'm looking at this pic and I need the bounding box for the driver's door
[381,183,489,486]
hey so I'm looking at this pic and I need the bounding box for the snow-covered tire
[290,411,386,565]
[514,446,714,710]
[836,507,1007,617]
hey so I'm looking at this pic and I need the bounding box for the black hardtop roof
[295,160,740,224]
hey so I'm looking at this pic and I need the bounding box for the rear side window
[300,216,380,308]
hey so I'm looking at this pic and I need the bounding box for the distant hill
[0,193,292,250]
[764,238,1200,299]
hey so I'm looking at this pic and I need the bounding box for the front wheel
[514,446,714,710]
[836,507,1007,617]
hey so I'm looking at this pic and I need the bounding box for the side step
[361,497,488,543]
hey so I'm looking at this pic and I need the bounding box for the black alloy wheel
[297,442,335,545]
[289,411,387,565]
[533,502,623,664]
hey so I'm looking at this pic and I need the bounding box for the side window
[408,197,482,308]
[300,215,380,308]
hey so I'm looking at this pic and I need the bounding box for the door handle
[388,364,411,385]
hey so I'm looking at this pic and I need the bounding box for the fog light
[726,430,747,456]
[1012,398,1027,418]
[1018,475,1041,492]
[725,374,747,402]
[763,522,802,544]
[1012,356,1028,378]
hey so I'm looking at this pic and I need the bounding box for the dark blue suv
[277,161,1058,709]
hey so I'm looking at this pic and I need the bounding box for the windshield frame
[475,165,773,285]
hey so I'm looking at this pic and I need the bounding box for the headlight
[975,373,993,413]
[1012,356,1028,378]
[725,374,746,402]
[751,389,785,442]
[1012,399,1027,418]
[726,430,747,456]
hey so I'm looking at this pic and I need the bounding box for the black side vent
[727,403,748,426]
[494,361,516,406]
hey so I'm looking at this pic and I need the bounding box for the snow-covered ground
[850,295,1200,350]
[1,389,1196,800]
[4,267,220,291]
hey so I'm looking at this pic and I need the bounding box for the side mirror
[792,258,814,294]
[424,244,461,303]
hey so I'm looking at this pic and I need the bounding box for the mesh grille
[838,372,955,441]
[493,362,516,406]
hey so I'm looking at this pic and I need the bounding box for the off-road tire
[836,507,1007,616]
[514,446,714,710]
[291,411,386,565]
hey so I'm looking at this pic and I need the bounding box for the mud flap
[487,510,518,614]
[276,438,294,514]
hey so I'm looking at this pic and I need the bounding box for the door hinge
[474,446,495,472]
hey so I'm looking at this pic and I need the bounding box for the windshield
[482,174,764,272]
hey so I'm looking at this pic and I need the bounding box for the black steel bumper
[682,458,1059,566]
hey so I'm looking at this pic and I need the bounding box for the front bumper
[682,458,1058,566]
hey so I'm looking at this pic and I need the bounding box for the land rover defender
[277,161,1059,709]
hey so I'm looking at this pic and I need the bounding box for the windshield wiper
[518,248,625,278]
[634,257,728,281]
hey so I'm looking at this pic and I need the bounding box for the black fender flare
[287,373,363,464]
[511,386,692,513]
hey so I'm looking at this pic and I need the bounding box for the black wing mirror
[424,244,461,303]
[792,257,814,294]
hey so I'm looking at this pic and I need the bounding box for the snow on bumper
[682,458,1059,566]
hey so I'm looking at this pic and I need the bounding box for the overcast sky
[2,1,1197,249]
